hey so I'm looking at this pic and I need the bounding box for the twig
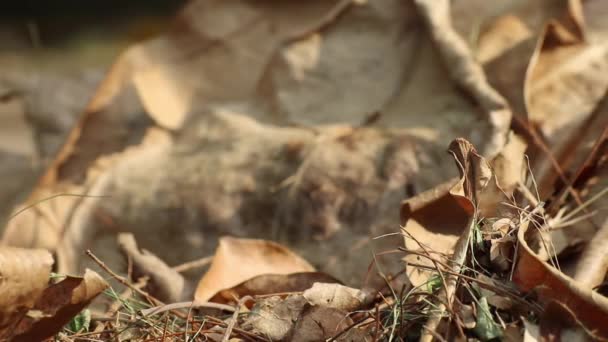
[172,256,213,273]
[141,301,236,317]
[86,250,161,306]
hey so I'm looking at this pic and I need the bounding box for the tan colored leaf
[513,214,608,339]
[195,237,315,302]
[401,137,512,288]
[419,138,493,341]
[302,282,365,312]
[521,1,608,201]
[12,269,109,341]
[211,272,340,304]
[0,247,53,338]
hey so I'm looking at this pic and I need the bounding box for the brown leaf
[522,1,608,201]
[211,272,340,304]
[12,269,108,341]
[0,247,53,338]
[400,179,466,287]
[419,138,493,341]
[401,137,505,288]
[195,237,315,302]
[513,214,608,339]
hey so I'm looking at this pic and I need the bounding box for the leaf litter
[0,0,607,340]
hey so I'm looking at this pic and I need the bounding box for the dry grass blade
[421,217,476,341]
[221,296,252,342]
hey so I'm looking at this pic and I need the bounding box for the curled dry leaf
[11,269,109,341]
[513,214,608,339]
[302,282,366,312]
[523,0,608,201]
[418,138,493,341]
[210,272,340,304]
[401,134,525,287]
[195,237,315,302]
[0,247,53,338]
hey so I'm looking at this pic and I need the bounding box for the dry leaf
[244,295,308,341]
[211,272,340,304]
[195,237,315,302]
[419,138,493,341]
[401,136,514,287]
[12,269,109,341]
[400,179,467,287]
[302,282,365,312]
[513,214,608,339]
[0,247,53,338]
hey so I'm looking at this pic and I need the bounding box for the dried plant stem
[140,301,236,317]
[172,256,213,273]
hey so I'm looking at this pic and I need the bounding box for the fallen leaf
[513,211,608,339]
[418,138,493,341]
[211,272,340,304]
[0,247,53,338]
[11,269,108,341]
[400,179,467,287]
[195,237,315,302]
